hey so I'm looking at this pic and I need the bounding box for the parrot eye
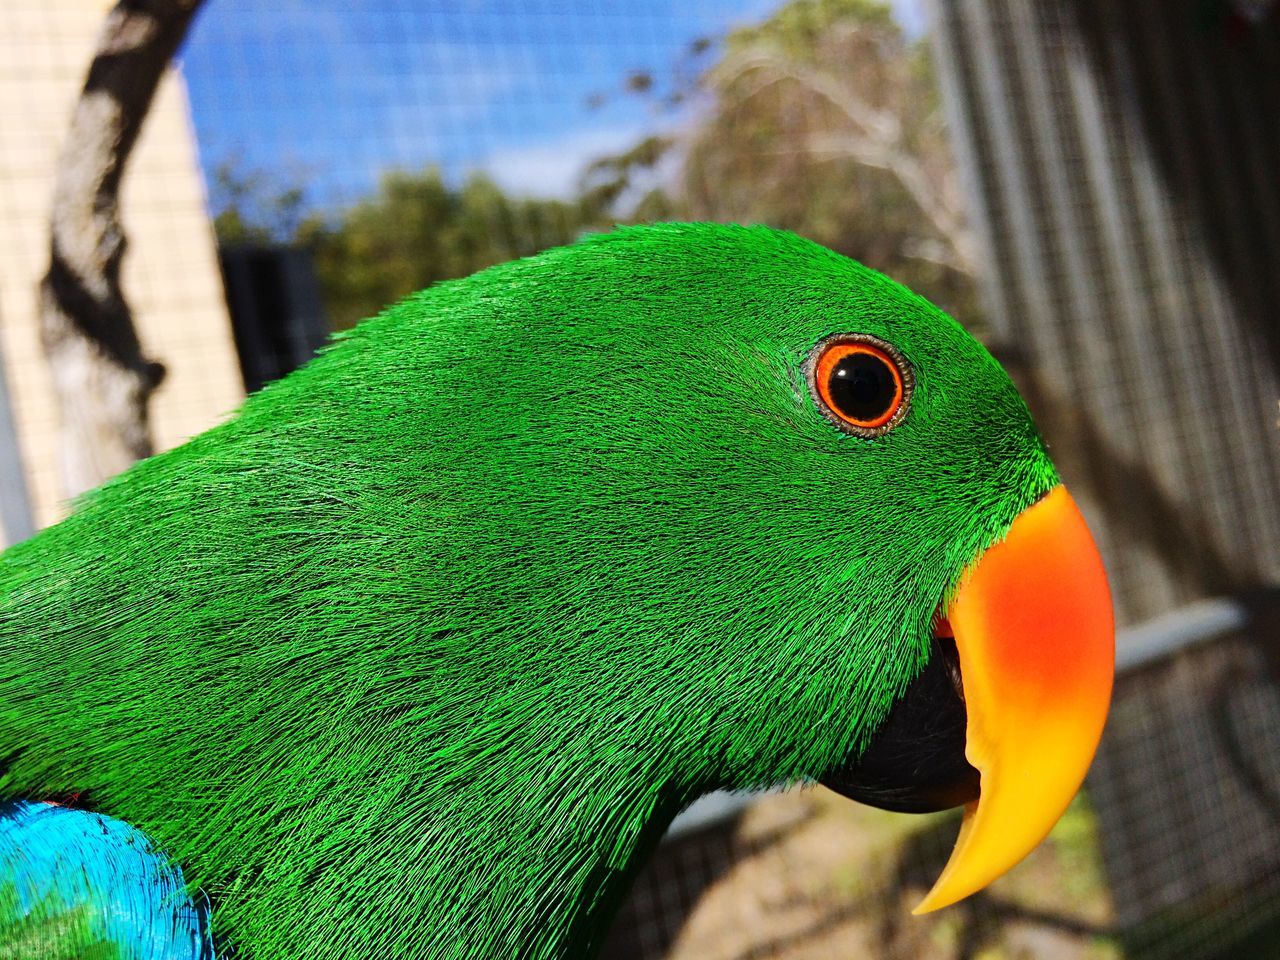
[807,334,912,437]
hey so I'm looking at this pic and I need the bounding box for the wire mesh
[1,0,1278,957]
[601,601,1280,960]
[1096,601,1280,958]
[928,0,1280,625]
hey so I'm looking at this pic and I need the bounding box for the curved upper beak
[913,485,1114,913]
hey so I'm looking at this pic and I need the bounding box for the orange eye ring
[807,334,912,437]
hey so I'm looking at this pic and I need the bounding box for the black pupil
[828,353,896,423]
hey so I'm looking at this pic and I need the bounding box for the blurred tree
[210,160,308,246]
[215,0,976,332]
[299,170,610,329]
[40,0,206,499]
[600,0,981,326]
[216,164,610,330]
[687,0,974,266]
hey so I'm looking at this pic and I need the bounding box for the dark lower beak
[820,631,978,814]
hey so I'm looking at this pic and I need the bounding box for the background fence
[1,1,1278,957]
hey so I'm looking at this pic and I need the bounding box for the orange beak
[914,485,1114,913]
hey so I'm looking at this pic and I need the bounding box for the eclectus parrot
[0,224,1114,959]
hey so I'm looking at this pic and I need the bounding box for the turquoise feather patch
[0,802,213,960]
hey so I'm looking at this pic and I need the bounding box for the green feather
[0,223,1057,958]
[0,882,120,960]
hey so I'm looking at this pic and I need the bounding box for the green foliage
[578,136,673,216]
[214,163,613,331]
[298,170,605,329]
[723,0,897,54]
[0,224,1055,957]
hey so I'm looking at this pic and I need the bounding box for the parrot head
[0,224,1113,953]
[381,222,1114,913]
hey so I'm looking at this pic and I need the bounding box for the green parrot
[0,223,1113,959]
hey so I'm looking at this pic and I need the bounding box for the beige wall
[0,1,243,534]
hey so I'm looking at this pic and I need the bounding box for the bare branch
[807,135,978,271]
[707,41,978,276]
[39,0,206,499]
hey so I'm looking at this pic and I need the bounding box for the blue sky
[180,0,926,213]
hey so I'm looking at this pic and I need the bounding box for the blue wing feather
[0,801,214,960]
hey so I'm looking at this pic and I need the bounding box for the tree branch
[39,0,206,499]
[711,44,978,276]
